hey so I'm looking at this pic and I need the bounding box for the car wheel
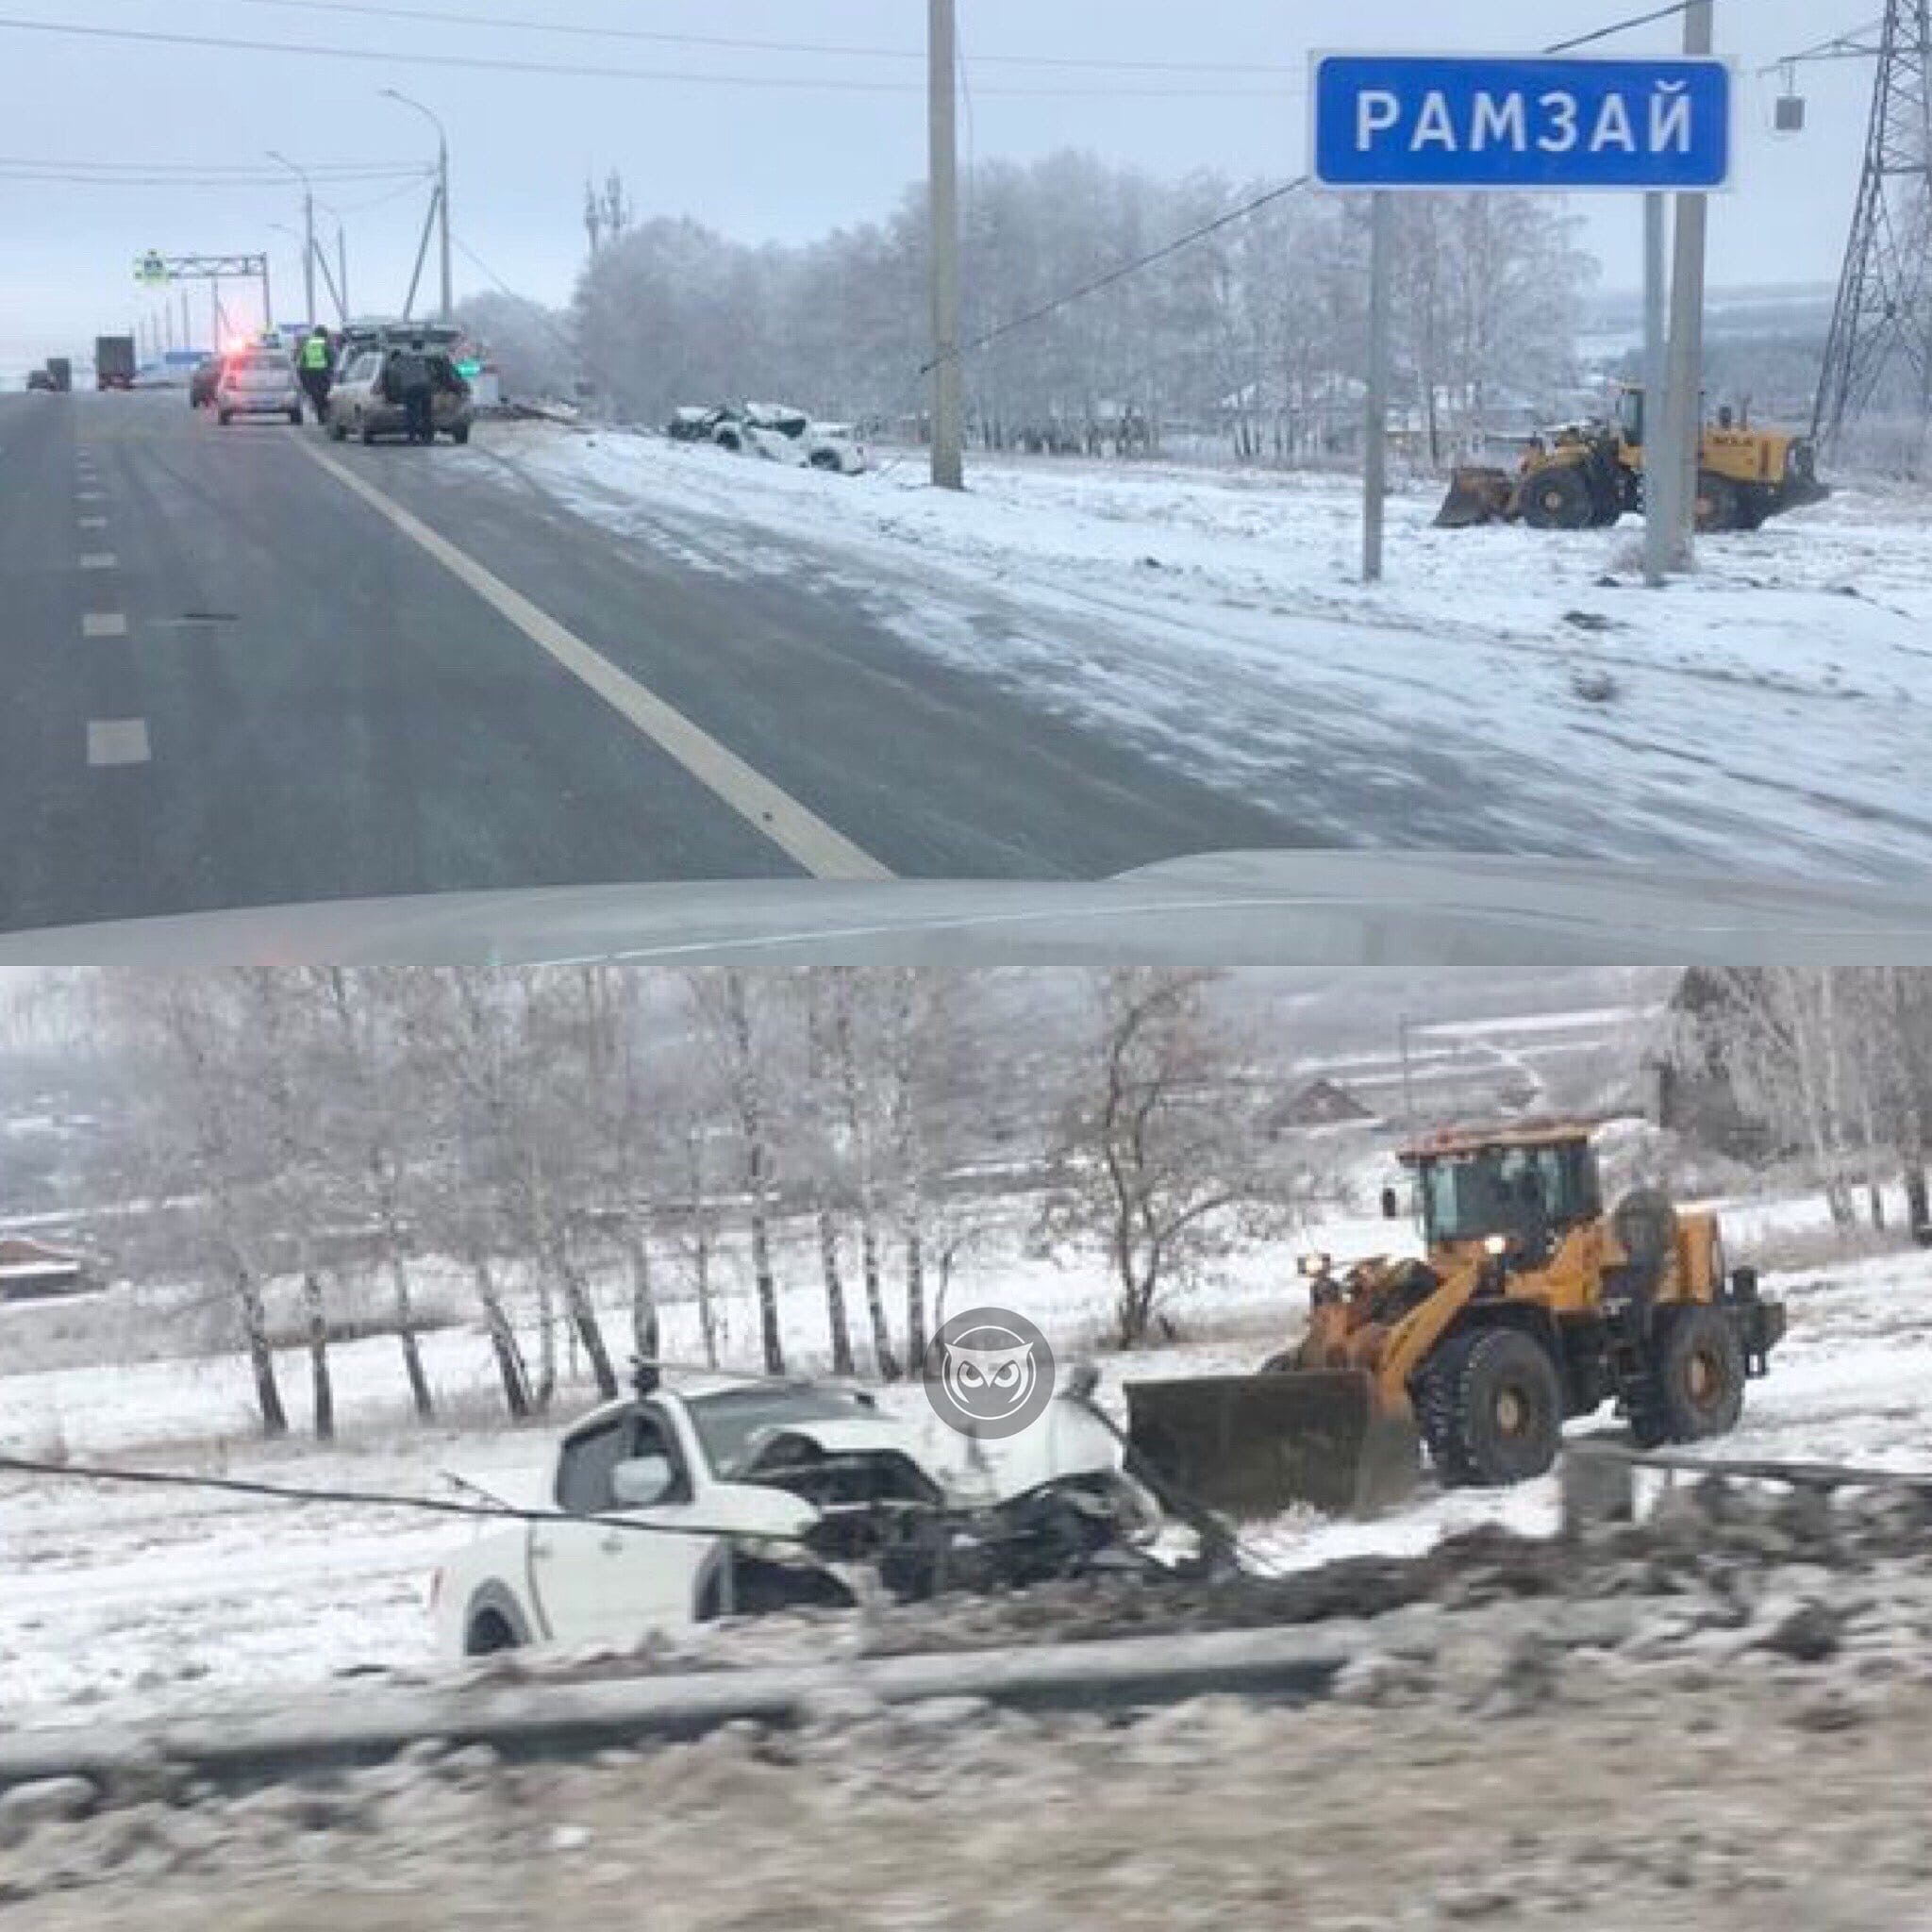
[451,424,471,445]
[359,416,376,446]
[809,449,842,472]
[328,416,347,443]
[289,408,303,426]
[218,409,232,426]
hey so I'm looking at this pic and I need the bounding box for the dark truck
[46,358,72,393]
[94,336,137,392]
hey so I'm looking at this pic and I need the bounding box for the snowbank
[476,425,1932,883]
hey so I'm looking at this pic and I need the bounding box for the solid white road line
[87,720,150,766]
[82,613,129,639]
[78,516,108,530]
[78,553,117,570]
[298,439,892,883]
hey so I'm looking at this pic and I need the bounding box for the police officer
[298,325,333,424]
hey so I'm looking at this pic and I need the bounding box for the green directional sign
[134,250,170,288]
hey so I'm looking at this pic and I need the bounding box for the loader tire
[1521,465,1592,530]
[1653,1303,1746,1442]
[1417,1334,1479,1486]
[1430,1327,1564,1489]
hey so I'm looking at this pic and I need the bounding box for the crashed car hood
[746,1410,1120,1507]
[8,850,1932,966]
[743,1414,999,1504]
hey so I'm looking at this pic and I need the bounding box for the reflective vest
[300,336,331,372]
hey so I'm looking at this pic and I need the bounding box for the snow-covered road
[467,427,1932,883]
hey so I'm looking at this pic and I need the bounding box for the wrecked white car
[678,401,868,474]
[432,1376,1158,1658]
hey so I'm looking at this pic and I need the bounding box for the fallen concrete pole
[1560,1441,1932,1537]
[0,1620,1359,1796]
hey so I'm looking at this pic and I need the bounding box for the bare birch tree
[99,976,290,1437]
[1039,971,1291,1348]
[689,973,787,1375]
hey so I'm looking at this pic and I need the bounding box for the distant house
[1269,1079,1376,1133]
[0,1235,90,1303]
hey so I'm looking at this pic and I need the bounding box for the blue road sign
[1313,55,1731,192]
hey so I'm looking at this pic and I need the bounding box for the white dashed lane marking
[78,553,117,571]
[78,516,108,530]
[82,614,129,639]
[87,720,151,767]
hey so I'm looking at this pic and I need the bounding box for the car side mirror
[609,1455,674,1509]
[1381,1187,1401,1221]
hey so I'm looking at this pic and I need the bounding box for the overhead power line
[0,1450,817,1545]
[216,0,1302,77]
[0,14,1291,97]
[924,175,1314,376]
[922,0,1768,376]
[0,154,425,178]
[1545,0,1784,56]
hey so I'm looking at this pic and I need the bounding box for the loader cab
[1402,1129,1603,1257]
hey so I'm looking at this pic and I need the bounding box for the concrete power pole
[1658,0,1714,569]
[438,135,453,323]
[928,0,964,490]
[1362,192,1393,582]
[302,188,317,327]
[382,91,454,321]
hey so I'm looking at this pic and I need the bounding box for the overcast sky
[0,0,1881,369]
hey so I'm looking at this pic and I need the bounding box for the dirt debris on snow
[7,1478,1932,1930]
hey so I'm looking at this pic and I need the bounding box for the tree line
[1671,968,1932,1238]
[464,151,1597,464]
[92,970,1306,1442]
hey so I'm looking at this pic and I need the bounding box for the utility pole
[1398,1013,1416,1129]
[1641,193,1670,586]
[1658,0,1713,569]
[1362,192,1392,582]
[269,152,317,326]
[437,140,452,321]
[383,91,454,321]
[927,0,964,490]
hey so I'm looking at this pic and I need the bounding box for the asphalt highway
[0,390,1307,935]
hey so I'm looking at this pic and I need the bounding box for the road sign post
[1312,52,1732,582]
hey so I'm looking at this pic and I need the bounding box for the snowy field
[469,425,1932,883]
[5,1154,1930,1732]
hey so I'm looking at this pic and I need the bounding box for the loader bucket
[1434,465,1516,529]
[1124,1371,1421,1521]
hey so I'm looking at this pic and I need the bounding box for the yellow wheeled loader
[1435,388,1826,535]
[1124,1121,1786,1520]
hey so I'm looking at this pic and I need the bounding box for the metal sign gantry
[135,252,275,348]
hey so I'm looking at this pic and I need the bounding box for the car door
[527,1405,722,1648]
